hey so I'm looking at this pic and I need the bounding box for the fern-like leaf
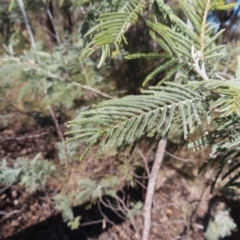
[67,82,206,158]
[133,0,234,84]
[192,114,240,190]
[81,0,147,67]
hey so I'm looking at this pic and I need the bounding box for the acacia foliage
[1,1,240,237]
[70,0,240,192]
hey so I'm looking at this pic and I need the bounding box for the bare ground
[1,114,240,240]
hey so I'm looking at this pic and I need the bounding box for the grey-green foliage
[190,113,240,191]
[68,0,234,157]
[53,176,119,225]
[67,82,207,158]
[127,201,143,219]
[77,177,119,202]
[57,141,80,162]
[67,216,82,230]
[78,0,128,43]
[187,73,240,190]
[80,0,147,67]
[0,153,56,191]
[54,193,74,222]
[127,0,231,86]
[204,209,236,240]
[0,41,103,110]
[67,0,240,190]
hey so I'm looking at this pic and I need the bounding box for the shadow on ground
[3,203,121,240]
[2,185,143,240]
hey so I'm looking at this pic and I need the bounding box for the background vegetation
[1,0,240,239]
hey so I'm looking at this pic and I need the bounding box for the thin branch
[97,200,116,228]
[101,198,126,220]
[100,196,140,237]
[80,219,103,227]
[114,196,140,237]
[74,83,116,99]
[142,136,167,240]
[134,177,148,190]
[46,6,61,45]
[46,93,70,174]
[165,151,192,162]
[44,27,60,42]
[133,174,149,179]
[137,148,150,177]
[215,71,234,80]
[35,61,115,98]
[189,186,208,224]
[0,185,11,195]
[48,107,64,142]
[0,209,22,222]
[17,0,36,48]
[0,131,51,142]
[4,56,116,99]
[39,62,114,97]
[80,59,90,85]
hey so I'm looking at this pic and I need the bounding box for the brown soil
[1,114,240,240]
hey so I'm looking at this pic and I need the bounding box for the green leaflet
[81,0,147,67]
[68,83,206,157]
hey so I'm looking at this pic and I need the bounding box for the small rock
[20,149,27,155]
[166,208,173,215]
[160,214,168,222]
[11,191,17,198]
[10,220,19,227]
[1,194,6,200]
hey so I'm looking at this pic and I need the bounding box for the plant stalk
[17,0,36,48]
[142,136,167,240]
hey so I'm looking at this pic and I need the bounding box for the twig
[0,131,51,142]
[48,107,64,142]
[215,71,234,80]
[189,186,208,224]
[100,196,140,237]
[80,59,90,84]
[133,174,149,179]
[73,83,116,99]
[44,28,60,42]
[79,219,103,227]
[17,0,36,48]
[114,196,140,237]
[47,96,70,174]
[0,185,11,195]
[165,151,192,162]
[97,200,116,228]
[4,56,116,99]
[35,62,115,99]
[46,6,61,45]
[137,148,150,177]
[0,209,22,222]
[101,198,126,221]
[142,136,167,240]
[134,177,148,190]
